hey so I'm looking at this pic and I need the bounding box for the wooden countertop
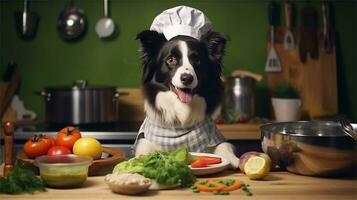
[1,171,356,200]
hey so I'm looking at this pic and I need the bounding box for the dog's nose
[180,73,194,86]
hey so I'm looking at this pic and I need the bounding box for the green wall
[1,0,356,121]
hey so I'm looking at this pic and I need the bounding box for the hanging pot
[57,0,87,40]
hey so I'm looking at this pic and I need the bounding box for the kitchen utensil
[17,147,125,176]
[34,154,92,188]
[35,80,119,124]
[265,2,282,72]
[57,0,87,40]
[95,0,115,38]
[261,121,357,176]
[336,116,357,141]
[299,5,318,63]
[14,0,39,39]
[321,1,332,53]
[283,1,295,51]
[225,70,262,122]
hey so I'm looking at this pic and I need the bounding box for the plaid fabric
[133,117,226,153]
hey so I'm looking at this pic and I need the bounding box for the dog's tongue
[176,88,193,103]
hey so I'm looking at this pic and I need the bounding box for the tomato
[47,146,72,156]
[73,137,102,159]
[55,126,82,150]
[23,135,53,159]
[41,134,55,147]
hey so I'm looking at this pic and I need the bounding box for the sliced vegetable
[197,156,222,164]
[196,182,225,192]
[190,155,222,168]
[190,159,209,168]
[193,178,243,194]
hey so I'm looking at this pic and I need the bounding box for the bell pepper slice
[197,156,222,164]
[190,159,209,168]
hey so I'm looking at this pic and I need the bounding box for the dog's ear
[201,31,227,65]
[136,30,166,63]
[136,30,166,83]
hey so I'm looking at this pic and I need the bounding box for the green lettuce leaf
[112,148,195,187]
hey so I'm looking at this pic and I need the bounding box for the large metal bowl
[261,121,357,176]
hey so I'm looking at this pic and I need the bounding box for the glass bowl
[34,154,93,188]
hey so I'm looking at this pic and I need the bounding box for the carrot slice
[196,179,243,192]
[222,180,243,191]
[196,182,225,192]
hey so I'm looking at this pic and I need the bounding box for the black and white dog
[134,30,239,168]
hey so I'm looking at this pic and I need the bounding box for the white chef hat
[150,5,213,40]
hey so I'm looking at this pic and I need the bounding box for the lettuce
[112,148,195,187]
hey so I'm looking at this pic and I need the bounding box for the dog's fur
[134,30,239,168]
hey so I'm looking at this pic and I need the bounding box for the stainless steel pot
[224,70,262,121]
[225,76,256,121]
[36,80,119,124]
[261,121,357,176]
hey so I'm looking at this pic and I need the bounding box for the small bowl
[261,121,357,176]
[34,154,93,188]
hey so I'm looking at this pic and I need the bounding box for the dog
[133,30,240,169]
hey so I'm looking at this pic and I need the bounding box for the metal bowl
[261,121,357,176]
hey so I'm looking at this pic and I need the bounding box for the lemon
[73,137,102,159]
[244,156,270,180]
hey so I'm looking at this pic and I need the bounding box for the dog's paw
[214,142,240,170]
[227,156,240,170]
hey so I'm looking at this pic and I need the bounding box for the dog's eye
[166,57,177,66]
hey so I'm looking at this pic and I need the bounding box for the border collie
[134,30,239,168]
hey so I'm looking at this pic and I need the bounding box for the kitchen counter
[1,171,356,200]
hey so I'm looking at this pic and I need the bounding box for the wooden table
[1,171,356,200]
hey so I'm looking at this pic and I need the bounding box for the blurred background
[0,0,356,121]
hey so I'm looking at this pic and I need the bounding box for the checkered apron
[133,117,226,153]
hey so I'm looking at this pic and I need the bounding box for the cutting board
[267,27,338,119]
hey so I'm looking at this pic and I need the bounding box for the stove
[11,122,142,159]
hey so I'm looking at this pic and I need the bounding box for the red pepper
[191,159,209,168]
[190,156,222,168]
[197,156,222,165]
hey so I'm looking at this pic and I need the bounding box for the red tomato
[47,146,71,156]
[55,126,82,150]
[23,135,53,159]
[40,134,55,147]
